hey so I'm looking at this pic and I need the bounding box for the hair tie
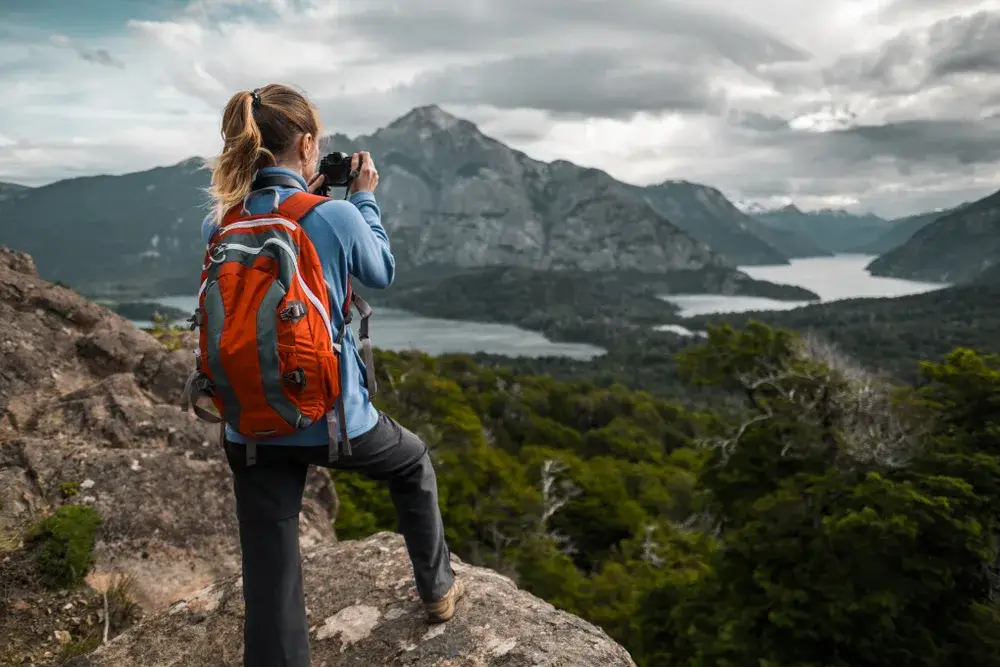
[250,89,261,108]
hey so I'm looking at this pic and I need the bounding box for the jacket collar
[254,166,307,191]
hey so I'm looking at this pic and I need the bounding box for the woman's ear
[303,133,318,162]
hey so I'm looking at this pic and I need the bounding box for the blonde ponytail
[207,85,322,222]
[208,91,273,221]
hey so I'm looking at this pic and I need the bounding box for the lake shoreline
[122,254,947,360]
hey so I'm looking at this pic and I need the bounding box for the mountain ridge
[0,181,30,202]
[751,205,891,253]
[849,206,962,255]
[867,188,1000,282]
[636,181,829,262]
[0,104,808,299]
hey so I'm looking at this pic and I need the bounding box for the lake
[130,255,943,355]
[132,298,605,360]
[663,254,948,318]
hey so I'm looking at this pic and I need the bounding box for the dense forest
[686,282,1000,384]
[330,325,1000,666]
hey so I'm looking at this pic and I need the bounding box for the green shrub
[148,312,186,351]
[26,505,101,589]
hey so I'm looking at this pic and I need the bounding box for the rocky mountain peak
[388,104,466,133]
[173,156,208,171]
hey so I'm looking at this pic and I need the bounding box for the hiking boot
[426,579,465,623]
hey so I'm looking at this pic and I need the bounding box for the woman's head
[208,84,322,219]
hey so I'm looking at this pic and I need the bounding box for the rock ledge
[68,532,637,667]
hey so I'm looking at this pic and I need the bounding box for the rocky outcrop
[1,247,638,667]
[0,247,337,611]
[68,532,637,667]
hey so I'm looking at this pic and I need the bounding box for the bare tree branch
[537,459,581,555]
[706,331,917,469]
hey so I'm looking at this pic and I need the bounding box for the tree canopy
[334,323,1000,666]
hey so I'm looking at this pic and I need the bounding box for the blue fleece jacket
[200,166,394,445]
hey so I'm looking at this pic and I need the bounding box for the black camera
[318,151,360,188]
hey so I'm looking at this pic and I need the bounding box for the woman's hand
[307,173,326,194]
[349,152,379,193]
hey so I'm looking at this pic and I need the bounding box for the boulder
[67,532,637,667]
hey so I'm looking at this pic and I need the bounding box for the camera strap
[251,174,304,191]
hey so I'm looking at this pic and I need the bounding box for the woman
[202,84,463,667]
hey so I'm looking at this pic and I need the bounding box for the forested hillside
[328,326,1000,666]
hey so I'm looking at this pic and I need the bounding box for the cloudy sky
[1,0,999,216]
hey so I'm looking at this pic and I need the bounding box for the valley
[4,104,988,389]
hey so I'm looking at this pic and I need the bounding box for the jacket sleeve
[314,193,396,289]
[200,213,216,245]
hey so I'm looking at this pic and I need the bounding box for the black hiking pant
[224,412,454,667]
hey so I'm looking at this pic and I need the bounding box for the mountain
[867,188,1000,283]
[636,181,830,264]
[0,181,29,202]
[848,205,964,255]
[0,158,210,294]
[321,106,727,274]
[752,204,891,253]
[0,107,741,297]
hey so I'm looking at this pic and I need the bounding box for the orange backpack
[182,190,376,464]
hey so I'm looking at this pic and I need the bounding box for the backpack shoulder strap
[278,191,329,222]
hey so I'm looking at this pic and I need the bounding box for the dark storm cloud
[824,10,1000,91]
[336,0,810,67]
[394,51,726,119]
[314,0,811,120]
[839,118,1000,164]
[739,117,1000,167]
[927,11,1000,79]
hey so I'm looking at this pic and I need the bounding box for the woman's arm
[313,195,396,289]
